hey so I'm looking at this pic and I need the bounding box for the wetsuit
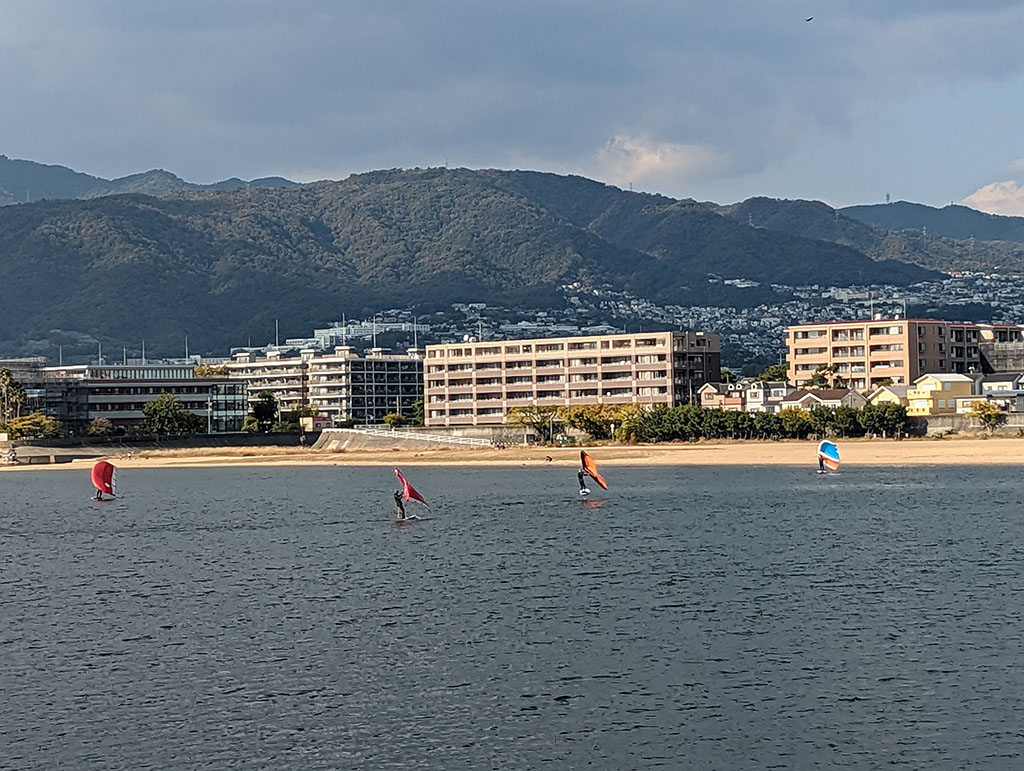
[394,490,406,519]
[577,470,588,492]
[818,456,825,472]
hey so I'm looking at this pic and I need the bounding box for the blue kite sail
[817,440,840,471]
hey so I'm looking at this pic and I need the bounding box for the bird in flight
[805,16,813,21]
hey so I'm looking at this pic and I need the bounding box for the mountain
[718,197,1024,274]
[0,167,942,358]
[841,201,1024,243]
[0,155,298,204]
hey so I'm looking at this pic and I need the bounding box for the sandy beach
[4,436,1024,471]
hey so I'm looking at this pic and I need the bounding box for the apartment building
[786,318,1024,390]
[226,346,423,424]
[423,331,720,427]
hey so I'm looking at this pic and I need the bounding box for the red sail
[580,451,608,490]
[91,460,116,496]
[394,467,431,511]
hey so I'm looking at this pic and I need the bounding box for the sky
[5,0,1024,213]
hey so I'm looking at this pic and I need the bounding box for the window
[504,345,520,354]
[536,343,564,352]
[475,346,501,356]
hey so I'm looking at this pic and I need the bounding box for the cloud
[963,181,1024,216]
[1007,158,1024,175]
[5,1,1024,203]
[592,134,732,190]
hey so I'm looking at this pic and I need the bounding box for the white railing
[340,427,492,446]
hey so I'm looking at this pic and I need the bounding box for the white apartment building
[226,346,423,424]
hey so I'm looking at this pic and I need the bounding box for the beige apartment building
[786,318,1024,390]
[423,331,720,427]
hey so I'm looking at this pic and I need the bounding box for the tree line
[508,402,911,443]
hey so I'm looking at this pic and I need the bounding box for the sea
[2,463,1023,770]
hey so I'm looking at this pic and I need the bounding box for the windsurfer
[577,469,588,492]
[818,455,825,472]
[393,489,406,520]
[94,489,103,500]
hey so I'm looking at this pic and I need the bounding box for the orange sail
[580,450,608,490]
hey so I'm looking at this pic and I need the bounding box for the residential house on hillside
[780,389,868,411]
[906,373,975,416]
[866,384,911,407]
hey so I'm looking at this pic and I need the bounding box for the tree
[411,398,424,426]
[807,405,834,437]
[242,415,259,433]
[4,412,64,439]
[832,405,862,438]
[804,365,844,390]
[252,392,278,431]
[85,417,116,437]
[756,363,790,383]
[383,412,409,427]
[971,400,1007,435]
[507,405,562,443]
[720,368,738,384]
[143,394,204,435]
[859,402,909,438]
[752,411,783,439]
[560,405,619,440]
[0,369,27,424]
[194,363,230,377]
[778,407,813,438]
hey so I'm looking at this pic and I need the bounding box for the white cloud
[963,180,1024,216]
[592,134,731,192]
[1006,158,1024,175]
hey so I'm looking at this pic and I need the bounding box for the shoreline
[4,436,1024,471]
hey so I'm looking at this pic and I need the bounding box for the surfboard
[579,487,591,496]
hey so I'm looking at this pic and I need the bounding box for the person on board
[393,489,406,520]
[818,454,825,472]
[94,489,103,500]
[577,469,588,493]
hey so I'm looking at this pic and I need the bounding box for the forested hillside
[0,167,943,357]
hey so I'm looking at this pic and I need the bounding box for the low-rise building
[906,373,976,416]
[698,380,794,413]
[866,384,911,407]
[423,330,720,427]
[22,363,247,433]
[779,388,868,411]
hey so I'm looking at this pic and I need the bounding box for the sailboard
[816,440,840,473]
[580,450,608,491]
[394,467,432,515]
[91,460,116,499]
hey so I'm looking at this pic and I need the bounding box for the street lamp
[207,398,213,434]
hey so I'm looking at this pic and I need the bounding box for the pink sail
[394,467,431,512]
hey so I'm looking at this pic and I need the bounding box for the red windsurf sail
[394,467,431,512]
[580,451,608,490]
[91,460,116,496]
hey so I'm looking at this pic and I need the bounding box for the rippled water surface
[2,463,1024,769]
